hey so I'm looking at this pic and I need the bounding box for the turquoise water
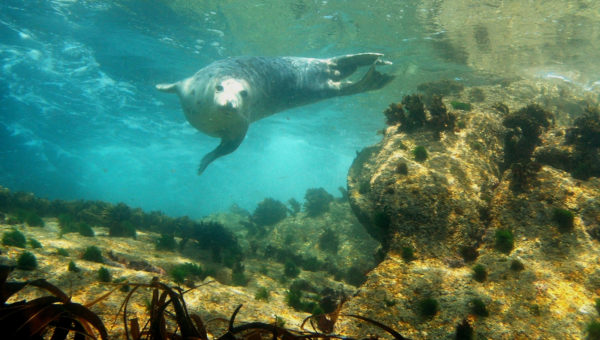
[1,0,598,217]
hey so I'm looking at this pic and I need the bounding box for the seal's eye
[216,85,224,92]
[240,90,248,98]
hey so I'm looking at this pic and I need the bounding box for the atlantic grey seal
[156,53,394,174]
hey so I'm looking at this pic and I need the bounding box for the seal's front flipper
[340,65,395,96]
[331,53,392,79]
[197,126,248,175]
[156,82,179,94]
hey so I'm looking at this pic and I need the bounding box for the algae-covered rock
[342,79,600,338]
[348,100,503,259]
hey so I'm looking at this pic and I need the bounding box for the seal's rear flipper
[197,127,248,175]
[156,82,179,94]
[331,53,392,79]
[340,65,395,96]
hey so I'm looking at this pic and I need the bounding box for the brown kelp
[117,277,409,340]
[0,265,108,339]
[1,263,408,339]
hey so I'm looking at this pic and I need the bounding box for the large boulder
[342,80,600,338]
[348,99,504,259]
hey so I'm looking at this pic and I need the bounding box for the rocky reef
[0,184,382,338]
[343,78,600,338]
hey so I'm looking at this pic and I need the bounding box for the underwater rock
[348,101,504,259]
[343,79,600,338]
[248,200,379,281]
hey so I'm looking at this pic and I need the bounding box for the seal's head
[213,78,249,112]
[176,76,251,138]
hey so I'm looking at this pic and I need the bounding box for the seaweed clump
[17,251,38,271]
[288,198,302,215]
[29,238,42,249]
[552,208,575,233]
[470,298,489,317]
[510,259,525,271]
[255,286,270,301]
[472,264,488,282]
[68,260,80,273]
[413,145,428,162]
[318,228,340,254]
[503,104,553,167]
[494,229,514,254]
[587,321,600,340]
[97,267,111,282]
[251,197,288,226]
[106,203,137,238]
[384,94,456,140]
[565,106,600,179]
[383,95,426,131]
[284,260,301,278]
[156,233,177,251]
[502,104,553,191]
[344,265,368,286]
[450,101,472,111]
[285,280,348,317]
[401,246,415,262]
[24,211,44,227]
[304,188,334,217]
[459,245,479,262]
[170,262,204,284]
[186,221,242,267]
[418,297,439,318]
[428,95,457,140]
[82,245,104,263]
[2,229,26,248]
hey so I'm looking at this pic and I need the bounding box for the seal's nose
[215,96,239,110]
[221,100,239,110]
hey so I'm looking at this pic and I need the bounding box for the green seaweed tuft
[304,188,334,217]
[418,297,439,318]
[510,259,525,271]
[459,245,479,262]
[97,267,111,282]
[318,228,339,254]
[470,298,489,317]
[156,233,177,251]
[231,261,248,286]
[565,106,600,180]
[587,320,600,340]
[284,260,300,278]
[68,260,80,273]
[17,251,38,271]
[29,238,42,249]
[252,198,288,226]
[2,229,27,248]
[494,229,514,254]
[82,245,104,263]
[472,264,488,282]
[450,101,472,111]
[78,222,95,237]
[552,208,574,232]
[56,248,69,257]
[344,265,367,286]
[254,286,270,301]
[413,146,428,162]
[170,262,203,284]
[287,198,301,215]
[401,246,415,262]
[24,211,44,227]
